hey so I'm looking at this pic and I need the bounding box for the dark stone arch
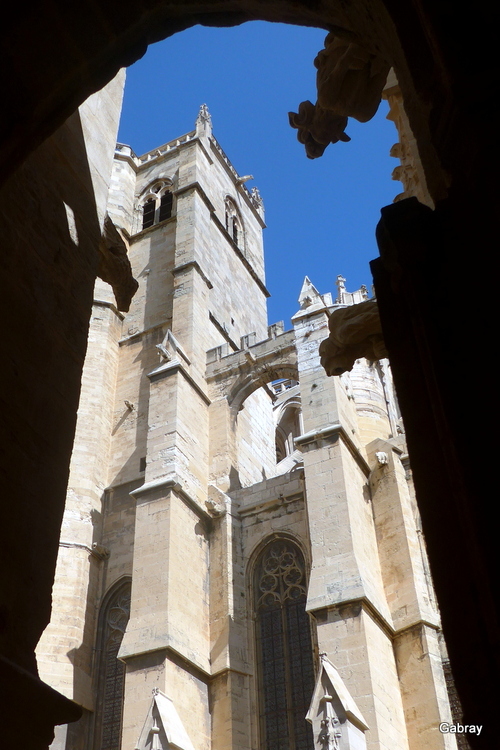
[1,0,439,198]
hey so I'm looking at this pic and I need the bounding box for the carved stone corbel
[319,298,388,376]
[97,214,138,312]
[205,484,229,517]
[289,32,390,158]
[315,33,390,123]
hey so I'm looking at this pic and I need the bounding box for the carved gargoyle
[288,100,350,160]
[315,33,391,123]
[319,299,388,376]
[97,214,139,312]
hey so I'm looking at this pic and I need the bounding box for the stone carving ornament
[320,710,342,750]
[289,32,390,158]
[256,540,307,610]
[98,214,139,312]
[106,589,131,648]
[196,103,212,128]
[315,33,390,123]
[319,298,388,376]
[288,100,351,159]
[250,186,264,210]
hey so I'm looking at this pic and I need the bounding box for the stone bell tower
[106,105,273,749]
[37,105,457,750]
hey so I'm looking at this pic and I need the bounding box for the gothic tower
[36,105,457,750]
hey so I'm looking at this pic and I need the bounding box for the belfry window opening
[141,182,174,230]
[225,196,243,249]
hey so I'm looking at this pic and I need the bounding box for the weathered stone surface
[315,33,390,123]
[97,214,138,311]
[319,299,388,376]
[37,109,456,750]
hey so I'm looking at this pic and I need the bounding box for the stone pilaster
[119,476,211,750]
[209,492,252,750]
[368,439,456,750]
[293,303,409,750]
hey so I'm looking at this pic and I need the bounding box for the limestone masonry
[37,102,458,750]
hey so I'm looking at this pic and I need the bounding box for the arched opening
[273,385,302,467]
[253,537,315,749]
[93,579,132,750]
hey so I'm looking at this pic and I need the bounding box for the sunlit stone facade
[36,106,456,750]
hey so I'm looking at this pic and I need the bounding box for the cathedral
[35,100,457,750]
[1,3,496,748]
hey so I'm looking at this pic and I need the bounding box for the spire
[250,186,265,219]
[306,654,369,749]
[298,276,323,310]
[135,689,195,750]
[195,103,212,137]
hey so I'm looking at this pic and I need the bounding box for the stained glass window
[254,539,315,750]
[94,580,131,750]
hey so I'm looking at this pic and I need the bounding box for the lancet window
[224,196,243,249]
[254,538,315,750]
[93,579,131,750]
[142,198,156,229]
[158,190,173,222]
[140,180,174,230]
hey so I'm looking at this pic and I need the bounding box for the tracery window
[140,181,174,230]
[93,579,131,750]
[254,538,315,750]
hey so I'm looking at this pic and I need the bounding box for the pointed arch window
[142,198,156,229]
[159,190,173,222]
[224,196,243,250]
[93,579,131,750]
[140,181,174,231]
[254,538,315,750]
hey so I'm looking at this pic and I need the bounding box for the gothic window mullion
[94,580,131,750]
[281,597,297,750]
[254,539,315,750]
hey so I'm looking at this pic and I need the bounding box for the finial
[335,275,346,304]
[196,104,212,136]
[251,186,264,208]
[298,276,323,309]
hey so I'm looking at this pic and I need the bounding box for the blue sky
[118,22,399,327]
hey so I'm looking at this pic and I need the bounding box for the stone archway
[1,0,447,205]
